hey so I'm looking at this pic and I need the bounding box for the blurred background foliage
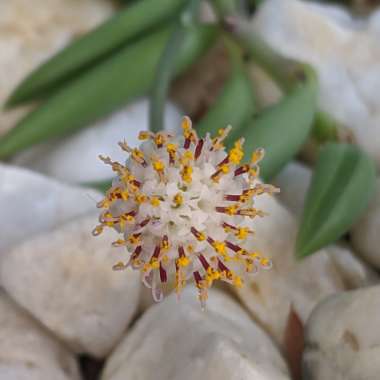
[0,0,378,258]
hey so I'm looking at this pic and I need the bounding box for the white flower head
[93,116,278,307]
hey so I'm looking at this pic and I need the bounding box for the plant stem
[149,0,201,132]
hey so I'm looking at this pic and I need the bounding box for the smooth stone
[252,0,380,170]
[0,290,80,380]
[13,99,183,183]
[0,163,101,252]
[102,288,291,380]
[351,178,380,269]
[303,285,380,380]
[235,193,377,347]
[274,161,312,217]
[0,214,141,358]
[0,0,114,135]
[327,244,378,289]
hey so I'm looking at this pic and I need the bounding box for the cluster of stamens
[93,117,279,307]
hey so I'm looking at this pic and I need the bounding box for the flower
[93,116,279,307]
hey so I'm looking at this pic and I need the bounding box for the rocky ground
[1,1,380,380]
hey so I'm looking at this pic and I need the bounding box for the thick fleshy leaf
[0,25,217,159]
[149,0,201,132]
[197,65,255,139]
[228,65,318,180]
[296,143,377,258]
[6,0,186,106]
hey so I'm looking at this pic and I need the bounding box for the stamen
[215,205,238,215]
[159,263,167,282]
[210,126,231,151]
[177,246,190,267]
[234,164,250,177]
[237,208,266,218]
[191,227,206,241]
[112,262,127,271]
[173,193,184,208]
[228,138,245,164]
[166,143,177,165]
[138,131,151,140]
[194,138,204,160]
[198,254,210,270]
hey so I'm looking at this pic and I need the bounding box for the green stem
[149,0,201,133]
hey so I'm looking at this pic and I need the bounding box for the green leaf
[296,143,377,258]
[312,111,339,143]
[197,64,255,139]
[228,65,318,180]
[0,25,217,159]
[149,0,201,133]
[6,0,187,107]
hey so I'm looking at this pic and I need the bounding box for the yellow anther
[245,260,255,273]
[132,258,142,267]
[138,131,150,140]
[150,258,160,270]
[152,160,165,172]
[223,225,232,233]
[150,196,161,207]
[167,143,177,153]
[220,164,230,174]
[260,257,272,268]
[251,148,265,164]
[212,241,226,255]
[97,198,109,209]
[249,166,260,179]
[239,190,255,203]
[161,239,170,251]
[128,235,140,245]
[237,249,248,256]
[135,193,147,204]
[226,205,238,215]
[181,165,193,184]
[173,193,184,208]
[229,139,244,164]
[206,272,220,286]
[233,276,243,288]
[131,148,145,162]
[181,116,197,142]
[112,239,127,247]
[181,116,192,132]
[236,227,250,240]
[154,133,166,147]
[187,244,194,253]
[92,225,104,236]
[122,214,135,223]
[112,262,127,271]
[142,263,151,272]
[177,256,190,267]
[121,190,129,201]
[207,267,221,281]
[183,150,193,161]
[196,232,206,241]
